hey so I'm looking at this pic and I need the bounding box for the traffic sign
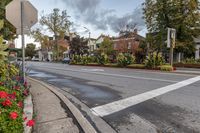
[6,0,38,34]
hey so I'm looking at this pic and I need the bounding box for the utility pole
[21,1,25,82]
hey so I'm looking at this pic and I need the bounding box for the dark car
[62,57,70,64]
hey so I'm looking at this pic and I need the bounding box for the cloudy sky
[16,0,146,47]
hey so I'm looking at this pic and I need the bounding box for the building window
[128,42,131,50]
[114,43,117,49]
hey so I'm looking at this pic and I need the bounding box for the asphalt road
[27,62,200,133]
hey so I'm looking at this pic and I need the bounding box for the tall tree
[25,43,36,58]
[99,37,114,55]
[143,0,200,57]
[40,8,72,60]
[70,36,88,56]
[0,0,16,40]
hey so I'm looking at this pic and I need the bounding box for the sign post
[6,0,38,82]
[167,28,176,66]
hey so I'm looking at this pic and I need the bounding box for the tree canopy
[0,0,16,40]
[143,0,200,57]
[25,43,36,58]
[39,8,72,60]
[70,36,88,56]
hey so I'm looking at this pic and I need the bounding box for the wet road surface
[27,62,200,133]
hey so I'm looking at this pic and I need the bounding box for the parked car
[62,57,70,64]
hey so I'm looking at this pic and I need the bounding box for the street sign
[6,0,38,83]
[167,28,176,48]
[6,0,38,34]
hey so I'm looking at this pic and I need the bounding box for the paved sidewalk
[29,79,80,133]
[175,67,200,75]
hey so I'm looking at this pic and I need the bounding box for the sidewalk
[29,79,80,133]
[174,67,200,75]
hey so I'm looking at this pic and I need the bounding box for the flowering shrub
[0,65,33,132]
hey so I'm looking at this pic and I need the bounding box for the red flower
[10,112,18,120]
[2,99,12,107]
[17,101,23,108]
[0,82,4,86]
[24,81,28,88]
[8,92,16,99]
[26,120,35,127]
[0,91,8,99]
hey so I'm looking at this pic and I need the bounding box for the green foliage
[0,64,28,133]
[39,8,72,60]
[99,38,114,55]
[144,53,165,68]
[97,53,109,65]
[0,63,19,80]
[117,53,135,67]
[181,58,200,64]
[70,36,89,55]
[81,56,89,65]
[25,43,36,58]
[160,65,174,71]
[0,1,16,40]
[143,0,200,57]
[0,20,8,63]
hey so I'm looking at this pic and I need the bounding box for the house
[87,38,96,52]
[112,29,145,55]
[95,34,110,49]
[38,37,70,61]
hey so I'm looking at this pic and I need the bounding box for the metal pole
[21,1,25,82]
[170,45,173,66]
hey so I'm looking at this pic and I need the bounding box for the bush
[117,53,135,67]
[160,65,174,71]
[81,56,89,65]
[144,53,165,68]
[88,56,97,63]
[97,53,109,65]
[184,58,196,64]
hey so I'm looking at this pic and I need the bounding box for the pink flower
[24,117,27,121]
[23,89,29,96]
[17,101,23,108]
[10,112,18,120]
[14,86,20,90]
[2,99,12,107]
[26,120,35,127]
[0,91,8,99]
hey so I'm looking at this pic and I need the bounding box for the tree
[143,0,200,58]
[0,0,16,40]
[31,29,50,51]
[70,36,88,56]
[25,43,36,58]
[99,37,114,55]
[40,8,72,60]
[0,20,8,62]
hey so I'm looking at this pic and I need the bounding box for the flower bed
[0,64,34,133]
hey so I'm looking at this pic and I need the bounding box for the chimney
[134,29,138,35]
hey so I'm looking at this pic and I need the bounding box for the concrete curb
[23,94,33,133]
[28,77,97,133]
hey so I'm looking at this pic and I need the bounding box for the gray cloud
[60,0,145,33]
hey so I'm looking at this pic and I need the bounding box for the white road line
[36,66,178,83]
[91,76,200,117]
